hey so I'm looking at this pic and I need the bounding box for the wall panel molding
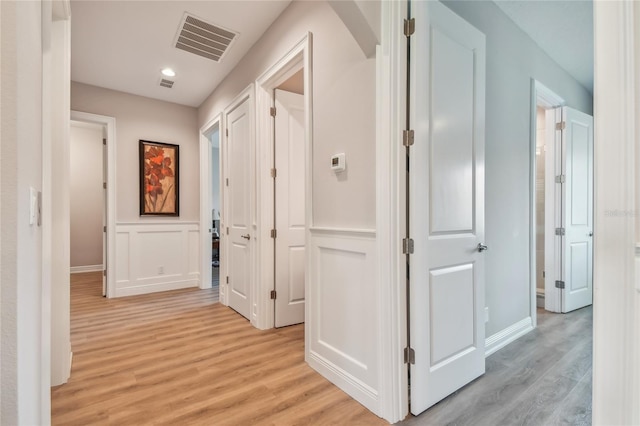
[114,222,200,297]
[307,227,381,415]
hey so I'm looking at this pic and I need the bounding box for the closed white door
[409,1,486,415]
[274,89,305,328]
[227,98,252,320]
[558,107,593,312]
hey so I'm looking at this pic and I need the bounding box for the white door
[557,107,593,313]
[226,98,252,319]
[274,89,305,327]
[409,1,486,415]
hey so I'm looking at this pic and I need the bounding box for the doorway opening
[208,124,221,301]
[69,120,106,294]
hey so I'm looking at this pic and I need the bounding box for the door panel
[410,1,486,415]
[274,89,305,328]
[227,97,252,319]
[561,107,593,312]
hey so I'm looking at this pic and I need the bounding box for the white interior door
[558,107,593,313]
[274,89,305,328]
[409,1,486,415]
[227,98,252,319]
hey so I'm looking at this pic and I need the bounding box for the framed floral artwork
[139,140,179,216]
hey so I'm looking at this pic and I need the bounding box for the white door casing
[409,1,486,414]
[226,95,253,319]
[557,107,594,313]
[274,89,306,327]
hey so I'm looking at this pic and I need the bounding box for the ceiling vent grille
[174,13,238,62]
[160,79,174,89]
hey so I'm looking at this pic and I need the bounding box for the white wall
[442,1,593,339]
[0,1,46,423]
[71,82,200,222]
[70,122,103,269]
[199,0,376,229]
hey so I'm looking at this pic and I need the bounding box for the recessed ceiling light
[161,68,176,77]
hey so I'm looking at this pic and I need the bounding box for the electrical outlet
[158,266,164,275]
[484,307,489,323]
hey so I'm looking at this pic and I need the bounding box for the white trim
[309,226,375,237]
[70,111,116,299]
[70,264,103,274]
[376,0,407,422]
[485,317,534,357]
[199,115,220,291]
[529,80,565,318]
[592,1,639,424]
[254,34,312,330]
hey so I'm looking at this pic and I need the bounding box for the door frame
[254,34,312,330]
[199,115,223,295]
[70,110,116,298]
[529,80,565,316]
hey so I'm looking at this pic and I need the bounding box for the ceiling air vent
[174,13,238,62]
[160,79,174,89]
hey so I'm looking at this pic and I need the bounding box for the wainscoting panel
[114,222,200,297]
[307,227,380,414]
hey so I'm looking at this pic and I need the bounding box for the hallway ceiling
[493,0,594,94]
[70,1,292,107]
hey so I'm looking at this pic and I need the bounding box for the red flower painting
[140,140,179,216]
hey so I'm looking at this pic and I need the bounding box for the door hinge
[226,276,229,284]
[102,138,106,146]
[404,347,415,364]
[103,182,107,189]
[555,227,565,236]
[270,290,277,300]
[226,227,229,235]
[402,238,414,254]
[555,122,566,131]
[270,107,276,117]
[555,175,565,184]
[103,270,107,277]
[555,280,565,289]
[270,229,277,239]
[226,128,229,137]
[403,129,414,147]
[226,178,229,186]
[404,18,415,37]
[103,226,106,232]
[271,168,277,178]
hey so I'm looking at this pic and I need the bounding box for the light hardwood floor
[400,306,593,426]
[52,272,386,425]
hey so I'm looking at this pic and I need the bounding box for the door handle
[241,234,251,240]
[477,243,488,252]
[588,232,593,237]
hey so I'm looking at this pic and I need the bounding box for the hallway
[51,272,384,425]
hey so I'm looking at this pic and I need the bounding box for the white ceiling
[493,0,594,94]
[70,1,292,107]
[71,1,594,108]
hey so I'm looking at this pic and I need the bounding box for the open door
[226,96,252,319]
[274,89,306,327]
[409,1,486,414]
[550,107,594,313]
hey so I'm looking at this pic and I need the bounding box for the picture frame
[139,140,180,216]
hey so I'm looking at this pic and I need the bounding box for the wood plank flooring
[52,272,385,425]
[400,306,593,426]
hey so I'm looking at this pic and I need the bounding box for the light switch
[331,153,346,173]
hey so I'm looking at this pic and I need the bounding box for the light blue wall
[442,0,593,337]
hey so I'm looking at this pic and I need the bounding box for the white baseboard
[485,317,534,357]
[536,289,545,308]
[114,279,198,297]
[70,264,103,274]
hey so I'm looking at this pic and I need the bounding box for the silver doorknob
[477,243,488,252]
[241,234,251,240]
